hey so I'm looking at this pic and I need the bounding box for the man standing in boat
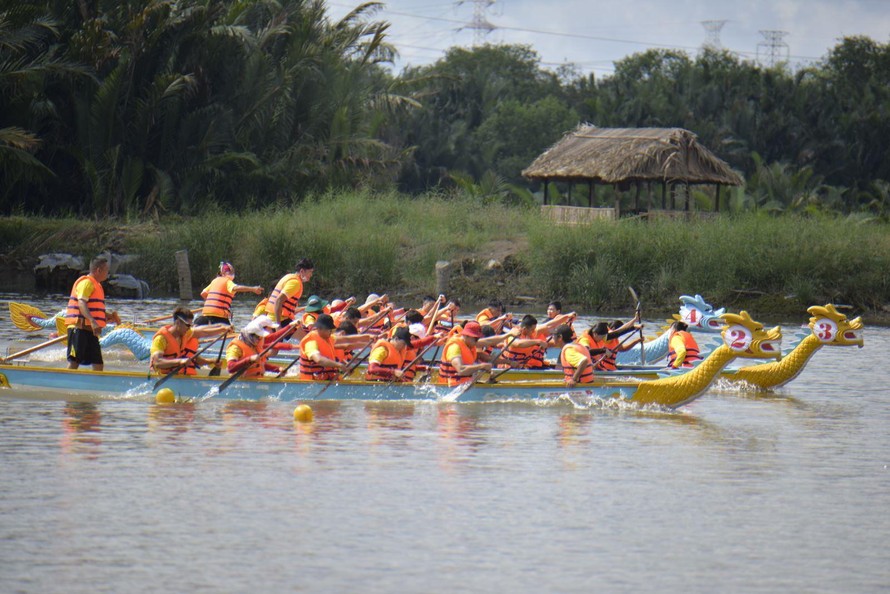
[65,256,115,371]
[264,258,315,327]
[194,261,263,326]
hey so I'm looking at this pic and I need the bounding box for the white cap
[365,293,380,305]
[244,315,275,337]
[408,323,427,339]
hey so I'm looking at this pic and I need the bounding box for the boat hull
[0,365,643,405]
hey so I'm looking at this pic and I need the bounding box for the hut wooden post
[670,184,676,210]
[543,180,549,206]
[634,182,641,212]
[715,184,721,212]
[647,182,653,212]
[614,185,621,218]
[685,182,690,212]
[588,182,594,207]
[661,182,667,209]
[568,182,573,205]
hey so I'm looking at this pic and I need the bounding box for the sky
[326,0,890,76]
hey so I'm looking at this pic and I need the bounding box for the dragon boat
[5,294,740,366]
[452,303,862,389]
[720,304,863,389]
[0,311,781,409]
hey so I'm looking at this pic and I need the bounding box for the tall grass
[528,213,890,310]
[123,190,535,297]
[3,195,889,313]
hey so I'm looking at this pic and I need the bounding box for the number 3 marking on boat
[814,318,837,343]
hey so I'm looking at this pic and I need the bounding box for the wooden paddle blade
[8,302,49,332]
[55,317,69,341]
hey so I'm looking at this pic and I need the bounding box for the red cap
[461,321,483,338]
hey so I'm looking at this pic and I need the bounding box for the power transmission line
[701,20,727,51]
[757,30,790,67]
[455,0,497,46]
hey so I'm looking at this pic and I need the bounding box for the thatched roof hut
[523,126,743,186]
[523,126,743,221]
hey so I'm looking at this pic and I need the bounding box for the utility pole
[757,30,790,67]
[456,0,497,46]
[700,20,727,51]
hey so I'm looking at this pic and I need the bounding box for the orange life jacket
[580,334,619,371]
[475,308,497,325]
[228,337,267,378]
[264,273,302,321]
[65,274,107,329]
[151,326,199,375]
[365,339,406,381]
[438,336,477,387]
[202,276,234,320]
[501,328,548,368]
[560,343,595,384]
[401,345,426,381]
[301,312,318,327]
[668,331,701,368]
[298,330,339,381]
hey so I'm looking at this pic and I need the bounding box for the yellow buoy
[155,388,176,404]
[293,404,314,423]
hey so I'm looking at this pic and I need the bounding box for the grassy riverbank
[2,191,889,316]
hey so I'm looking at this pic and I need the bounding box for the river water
[1,295,888,593]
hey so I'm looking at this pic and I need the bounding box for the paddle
[216,325,298,394]
[207,333,228,377]
[475,334,520,384]
[388,341,438,385]
[628,286,645,364]
[444,335,518,401]
[274,352,302,378]
[314,343,374,397]
[136,308,198,327]
[153,332,229,390]
[590,328,639,370]
[0,334,67,364]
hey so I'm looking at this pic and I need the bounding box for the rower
[499,315,553,369]
[194,261,263,326]
[547,300,576,340]
[401,322,438,381]
[332,321,374,365]
[365,327,412,382]
[300,295,328,328]
[579,316,641,371]
[298,314,345,381]
[475,299,512,331]
[551,325,594,387]
[226,315,298,378]
[668,321,702,368]
[264,257,315,328]
[150,307,229,375]
[437,321,495,387]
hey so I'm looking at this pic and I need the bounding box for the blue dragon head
[676,294,725,332]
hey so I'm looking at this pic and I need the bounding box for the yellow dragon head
[720,311,782,360]
[806,304,864,348]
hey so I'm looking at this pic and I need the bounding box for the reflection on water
[60,402,103,456]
